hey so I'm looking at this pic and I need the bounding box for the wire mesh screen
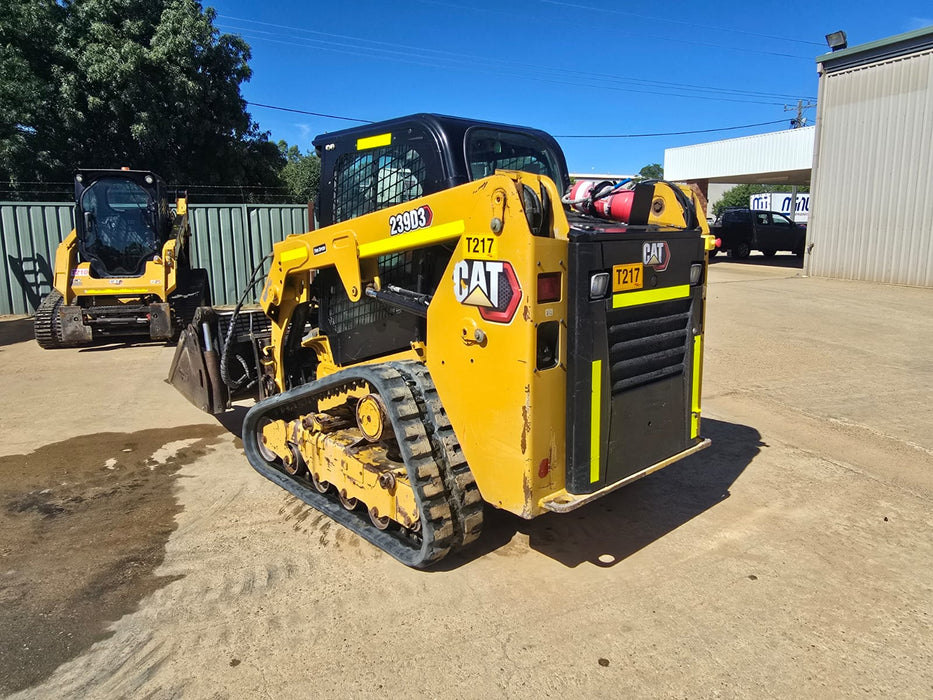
[217,307,271,347]
[332,146,428,223]
[325,252,417,334]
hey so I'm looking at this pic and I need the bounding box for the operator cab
[307,114,571,367]
[74,169,171,277]
[312,113,570,228]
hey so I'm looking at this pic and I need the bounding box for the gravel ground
[1,254,931,698]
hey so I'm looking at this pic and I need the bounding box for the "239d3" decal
[389,204,433,236]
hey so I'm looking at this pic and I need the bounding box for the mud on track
[0,425,224,695]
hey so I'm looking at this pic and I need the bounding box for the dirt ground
[1,255,931,698]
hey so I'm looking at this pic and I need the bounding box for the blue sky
[209,0,931,175]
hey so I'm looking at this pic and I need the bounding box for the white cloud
[295,123,313,144]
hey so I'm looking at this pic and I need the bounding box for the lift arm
[257,171,568,390]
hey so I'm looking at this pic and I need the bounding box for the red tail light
[537,272,561,303]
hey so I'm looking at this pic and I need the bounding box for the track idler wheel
[255,417,279,463]
[356,393,392,443]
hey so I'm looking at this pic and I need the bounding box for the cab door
[752,211,774,250]
[768,212,798,252]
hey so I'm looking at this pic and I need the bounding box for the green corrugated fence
[0,202,310,315]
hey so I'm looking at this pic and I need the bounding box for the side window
[466,128,561,184]
[772,213,793,226]
[756,212,769,226]
[332,146,427,224]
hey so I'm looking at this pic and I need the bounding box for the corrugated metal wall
[186,204,308,308]
[0,203,309,315]
[0,203,75,315]
[809,49,933,286]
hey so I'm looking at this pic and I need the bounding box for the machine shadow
[204,407,759,572]
[213,403,249,439]
[438,418,761,570]
[6,254,53,312]
[78,339,173,351]
[0,317,36,347]
[0,316,176,350]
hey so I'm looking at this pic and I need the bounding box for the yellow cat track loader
[169,114,715,568]
[34,169,208,348]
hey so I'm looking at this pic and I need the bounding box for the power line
[246,101,372,123]
[554,119,790,138]
[534,0,826,47]
[220,22,811,106]
[245,97,795,139]
[405,2,817,58]
[218,16,816,99]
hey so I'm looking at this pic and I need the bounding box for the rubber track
[242,364,457,568]
[34,290,65,349]
[389,361,484,550]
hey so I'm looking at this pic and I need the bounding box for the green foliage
[638,163,664,180]
[0,0,284,196]
[278,141,321,202]
[712,183,811,216]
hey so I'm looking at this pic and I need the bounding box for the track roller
[338,490,358,510]
[369,507,391,530]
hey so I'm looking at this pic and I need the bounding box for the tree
[0,1,68,187]
[0,0,283,194]
[278,142,321,202]
[712,183,810,216]
[638,163,664,180]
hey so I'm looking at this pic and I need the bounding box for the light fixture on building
[825,31,847,51]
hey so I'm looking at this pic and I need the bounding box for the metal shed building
[808,26,933,287]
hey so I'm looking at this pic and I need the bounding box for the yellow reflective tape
[356,133,392,150]
[359,220,465,258]
[691,334,702,438]
[612,284,690,309]
[280,247,308,263]
[590,360,602,483]
[81,288,152,295]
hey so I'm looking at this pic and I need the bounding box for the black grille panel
[607,297,692,394]
[217,308,271,348]
[333,146,428,223]
[325,252,415,333]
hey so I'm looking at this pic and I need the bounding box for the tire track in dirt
[0,424,226,695]
[9,439,388,698]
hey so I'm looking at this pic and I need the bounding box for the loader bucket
[167,309,228,414]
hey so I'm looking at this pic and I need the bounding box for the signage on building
[750,192,810,222]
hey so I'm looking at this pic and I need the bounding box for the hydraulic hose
[219,253,272,390]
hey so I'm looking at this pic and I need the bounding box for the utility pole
[784,100,817,224]
[785,99,817,129]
